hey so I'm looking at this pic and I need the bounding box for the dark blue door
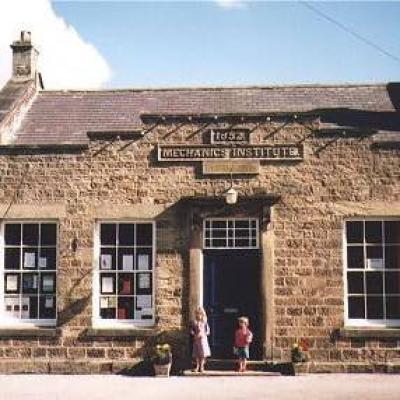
[203,250,262,359]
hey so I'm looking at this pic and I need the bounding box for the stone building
[0,32,399,374]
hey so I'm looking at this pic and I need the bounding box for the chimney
[10,31,39,82]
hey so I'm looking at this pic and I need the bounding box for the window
[94,222,155,326]
[204,218,259,249]
[0,222,57,326]
[344,219,400,326]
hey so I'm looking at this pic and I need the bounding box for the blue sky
[52,1,400,88]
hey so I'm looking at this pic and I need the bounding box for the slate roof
[6,82,400,145]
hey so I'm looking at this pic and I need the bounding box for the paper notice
[6,275,18,292]
[45,296,54,309]
[101,254,112,270]
[138,254,149,271]
[136,295,152,309]
[101,276,114,294]
[38,257,47,269]
[24,252,36,269]
[122,255,134,271]
[138,273,151,289]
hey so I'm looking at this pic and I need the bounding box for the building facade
[0,32,399,374]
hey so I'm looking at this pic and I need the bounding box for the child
[189,307,211,373]
[234,316,253,372]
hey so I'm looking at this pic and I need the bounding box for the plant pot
[153,363,172,377]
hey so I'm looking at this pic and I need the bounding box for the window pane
[366,272,383,294]
[347,246,364,269]
[40,224,57,246]
[4,273,20,294]
[39,248,57,270]
[118,224,135,246]
[22,273,39,294]
[348,296,365,318]
[100,224,116,245]
[39,295,56,319]
[23,224,39,246]
[5,247,20,270]
[21,295,38,319]
[385,221,400,244]
[235,229,250,238]
[366,246,383,260]
[117,297,135,319]
[118,274,135,295]
[100,274,116,295]
[22,248,38,270]
[385,271,400,294]
[346,221,363,243]
[386,297,400,319]
[385,246,400,269]
[118,248,134,271]
[213,229,226,238]
[235,220,250,229]
[99,248,116,270]
[41,273,56,294]
[100,297,116,319]
[365,221,382,244]
[366,296,384,319]
[347,272,364,294]
[136,272,152,295]
[136,224,153,246]
[235,238,250,247]
[211,239,226,248]
[5,224,21,245]
[137,248,152,271]
[212,221,226,229]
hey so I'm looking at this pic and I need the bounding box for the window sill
[85,327,158,338]
[0,327,59,339]
[339,327,400,339]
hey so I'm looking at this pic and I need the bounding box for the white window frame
[0,220,58,328]
[92,220,156,328]
[203,218,259,250]
[343,217,400,328]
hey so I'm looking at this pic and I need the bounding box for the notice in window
[45,296,54,309]
[122,255,134,271]
[101,254,112,270]
[100,297,109,309]
[367,258,384,269]
[138,273,151,289]
[24,252,36,269]
[138,254,149,271]
[137,295,152,309]
[6,275,18,292]
[42,275,54,292]
[38,257,47,269]
[101,276,114,294]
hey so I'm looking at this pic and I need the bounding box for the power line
[300,1,400,65]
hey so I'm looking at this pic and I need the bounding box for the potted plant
[152,344,172,377]
[290,339,310,372]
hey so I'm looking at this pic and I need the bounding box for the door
[203,250,262,359]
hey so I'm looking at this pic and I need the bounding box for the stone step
[183,370,281,377]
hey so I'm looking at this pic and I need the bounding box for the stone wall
[0,120,399,373]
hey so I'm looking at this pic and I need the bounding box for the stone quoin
[0,32,399,374]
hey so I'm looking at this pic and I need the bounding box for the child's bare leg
[243,358,247,372]
[199,358,205,372]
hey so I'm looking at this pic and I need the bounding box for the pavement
[0,374,400,400]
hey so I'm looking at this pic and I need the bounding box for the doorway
[203,250,262,359]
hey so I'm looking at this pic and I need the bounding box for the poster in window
[101,254,112,270]
[100,297,109,309]
[367,258,384,269]
[45,296,54,309]
[122,255,134,271]
[138,254,149,271]
[38,257,47,269]
[6,275,18,292]
[138,273,151,290]
[42,275,54,292]
[136,295,152,309]
[101,276,114,294]
[24,252,36,269]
